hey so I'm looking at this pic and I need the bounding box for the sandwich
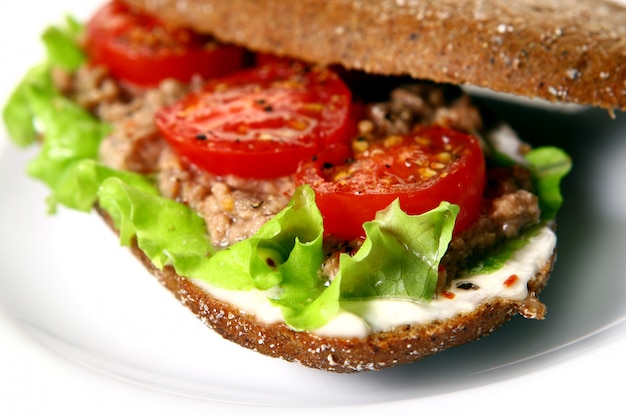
[9,0,622,373]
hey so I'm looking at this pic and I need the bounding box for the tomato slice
[295,126,486,240]
[84,0,245,87]
[155,63,356,178]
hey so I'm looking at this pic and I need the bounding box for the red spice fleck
[441,290,455,299]
[504,274,519,287]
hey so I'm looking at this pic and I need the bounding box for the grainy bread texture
[98,208,554,373]
[122,0,626,110]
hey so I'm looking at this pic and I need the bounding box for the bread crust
[98,208,554,373]
[121,0,626,110]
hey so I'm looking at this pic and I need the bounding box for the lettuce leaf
[468,226,542,274]
[9,73,155,213]
[338,201,458,301]
[1,16,125,212]
[41,15,86,71]
[259,186,337,330]
[199,185,324,291]
[2,64,53,147]
[525,147,572,220]
[278,274,342,331]
[190,185,334,330]
[25,87,111,212]
[98,178,215,271]
[3,16,85,147]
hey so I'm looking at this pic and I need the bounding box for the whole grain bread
[98,208,555,373]
[122,0,626,110]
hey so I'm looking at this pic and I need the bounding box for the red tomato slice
[295,126,486,240]
[84,0,245,87]
[155,63,356,178]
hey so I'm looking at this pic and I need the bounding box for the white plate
[1,1,626,415]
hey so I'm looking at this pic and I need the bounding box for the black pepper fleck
[456,282,479,290]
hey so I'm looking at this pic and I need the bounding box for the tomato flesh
[155,64,356,178]
[295,126,486,240]
[84,0,245,87]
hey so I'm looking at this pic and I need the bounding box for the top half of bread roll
[120,0,626,111]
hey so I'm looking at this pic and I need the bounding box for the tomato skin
[84,0,245,87]
[155,63,356,178]
[255,52,296,67]
[295,126,486,240]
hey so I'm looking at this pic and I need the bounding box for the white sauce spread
[193,226,556,339]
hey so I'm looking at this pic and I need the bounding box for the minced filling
[53,64,543,292]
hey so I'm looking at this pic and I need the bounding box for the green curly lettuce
[97,177,215,272]
[338,201,458,301]
[3,15,85,148]
[2,16,153,213]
